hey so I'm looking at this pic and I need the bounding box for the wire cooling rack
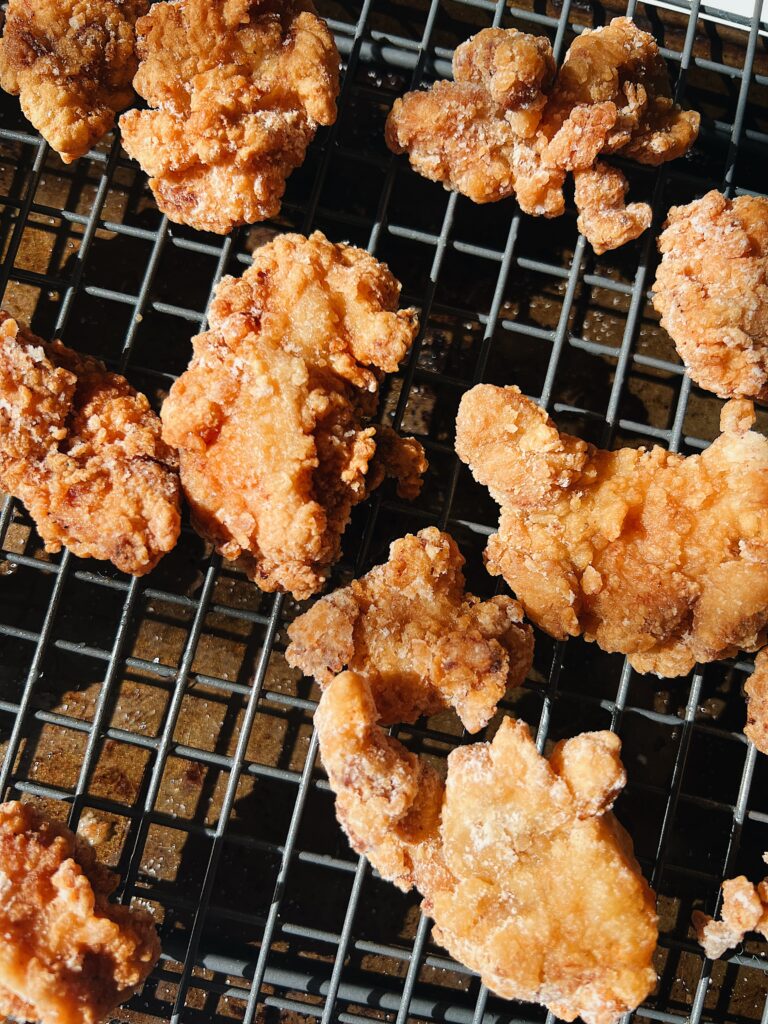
[2,1,768,1023]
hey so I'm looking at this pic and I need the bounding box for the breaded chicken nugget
[0,801,160,1024]
[0,313,180,575]
[455,385,768,677]
[119,0,340,233]
[653,191,768,400]
[286,527,534,733]
[316,671,658,1024]
[0,0,147,162]
[161,232,425,599]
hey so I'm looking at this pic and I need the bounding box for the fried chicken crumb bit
[161,231,425,600]
[386,17,699,253]
[455,384,768,678]
[286,527,534,733]
[694,872,768,960]
[653,191,768,400]
[315,671,658,1024]
[0,0,147,163]
[119,0,340,234]
[0,312,181,576]
[745,650,768,754]
[0,801,160,1024]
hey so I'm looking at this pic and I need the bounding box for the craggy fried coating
[653,191,768,400]
[286,527,534,733]
[0,313,180,575]
[745,649,768,753]
[161,231,425,600]
[455,386,768,677]
[0,0,147,163]
[694,867,768,960]
[316,671,658,1024]
[386,18,699,252]
[0,801,160,1024]
[119,0,340,233]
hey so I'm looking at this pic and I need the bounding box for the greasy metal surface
[2,1,768,1023]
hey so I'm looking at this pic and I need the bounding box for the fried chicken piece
[573,163,652,256]
[286,527,534,733]
[455,386,768,677]
[745,649,768,753]
[315,671,658,1024]
[119,0,339,234]
[693,869,768,959]
[0,0,147,163]
[653,191,768,400]
[161,231,425,599]
[386,18,699,252]
[0,801,160,1024]
[0,313,180,575]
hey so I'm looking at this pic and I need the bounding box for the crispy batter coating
[745,649,768,753]
[316,671,658,1024]
[119,0,340,234]
[286,527,534,733]
[0,0,147,163]
[0,313,181,575]
[386,18,699,252]
[161,231,425,600]
[694,869,768,960]
[653,191,768,400]
[455,385,768,677]
[0,801,160,1024]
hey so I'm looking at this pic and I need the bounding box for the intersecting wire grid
[0,0,767,1022]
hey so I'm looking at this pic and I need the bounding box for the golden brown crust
[315,672,658,1024]
[161,231,425,599]
[455,384,768,677]
[0,312,181,575]
[0,0,147,163]
[694,872,768,960]
[745,649,768,753]
[386,17,699,252]
[286,527,534,733]
[653,191,768,400]
[119,0,340,233]
[0,801,160,1024]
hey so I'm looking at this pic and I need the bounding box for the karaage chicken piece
[286,527,534,733]
[119,0,339,234]
[694,867,768,959]
[653,191,768,400]
[0,801,160,1024]
[745,649,768,753]
[316,671,658,1024]
[455,386,768,677]
[0,313,180,575]
[0,0,147,163]
[161,231,425,600]
[386,18,699,253]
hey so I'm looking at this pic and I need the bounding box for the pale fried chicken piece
[455,386,768,677]
[286,527,534,733]
[315,671,658,1024]
[0,0,147,163]
[161,231,425,600]
[693,869,768,960]
[573,163,652,256]
[386,18,699,252]
[0,801,160,1024]
[653,191,768,400]
[119,0,339,234]
[0,313,180,575]
[745,649,768,753]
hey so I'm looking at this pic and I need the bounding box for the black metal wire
[1,1,768,1023]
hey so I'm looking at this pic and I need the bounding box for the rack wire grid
[1,0,768,1022]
